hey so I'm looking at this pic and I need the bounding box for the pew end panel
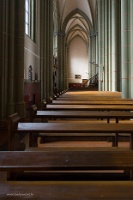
[8,113,26,151]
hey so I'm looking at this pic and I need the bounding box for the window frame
[25,0,36,42]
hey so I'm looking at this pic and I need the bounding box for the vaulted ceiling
[57,0,97,46]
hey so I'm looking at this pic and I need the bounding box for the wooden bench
[8,113,26,151]
[62,91,122,96]
[52,99,133,105]
[1,147,133,198]
[36,110,133,123]
[17,122,133,148]
[45,104,133,111]
[0,149,133,179]
[59,91,122,99]
[1,180,133,199]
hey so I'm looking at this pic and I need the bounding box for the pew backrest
[0,149,133,172]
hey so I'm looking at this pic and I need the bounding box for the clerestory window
[25,0,36,42]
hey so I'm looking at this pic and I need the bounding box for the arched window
[25,0,36,41]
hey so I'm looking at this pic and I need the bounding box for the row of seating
[1,90,133,199]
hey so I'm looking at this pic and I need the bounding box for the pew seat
[1,180,133,200]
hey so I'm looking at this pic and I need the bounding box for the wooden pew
[1,180,133,200]
[36,110,133,123]
[52,99,133,105]
[12,108,117,146]
[62,91,122,97]
[17,122,133,148]
[8,113,26,151]
[0,149,133,179]
[59,91,122,99]
[1,145,133,199]
[45,104,133,111]
[57,97,130,101]
[0,181,133,200]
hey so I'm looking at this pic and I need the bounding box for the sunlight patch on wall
[67,36,89,85]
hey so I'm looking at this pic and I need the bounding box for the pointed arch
[62,8,93,32]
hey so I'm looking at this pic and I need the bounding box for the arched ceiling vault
[57,0,97,46]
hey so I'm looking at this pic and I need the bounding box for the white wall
[24,36,40,81]
[67,36,89,87]
[24,1,40,82]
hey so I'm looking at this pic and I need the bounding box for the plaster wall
[67,36,89,87]
[24,1,40,82]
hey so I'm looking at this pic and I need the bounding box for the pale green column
[104,0,108,91]
[101,0,105,91]
[64,45,68,89]
[91,35,96,82]
[121,0,129,98]
[89,36,93,80]
[108,0,112,91]
[129,0,133,98]
[111,0,119,92]
[95,35,98,75]
[97,0,102,91]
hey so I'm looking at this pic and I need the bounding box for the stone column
[57,35,61,92]
[58,33,65,92]
[121,0,129,98]
[108,0,112,91]
[48,0,54,98]
[40,0,53,101]
[64,45,68,89]
[129,0,133,98]
[89,36,93,80]
[104,0,108,91]
[40,0,46,100]
[95,34,98,75]
[0,0,25,119]
[111,0,119,91]
[91,35,96,82]
[98,0,104,91]
[14,0,25,117]
[0,1,9,119]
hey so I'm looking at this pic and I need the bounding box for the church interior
[1,0,133,199]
